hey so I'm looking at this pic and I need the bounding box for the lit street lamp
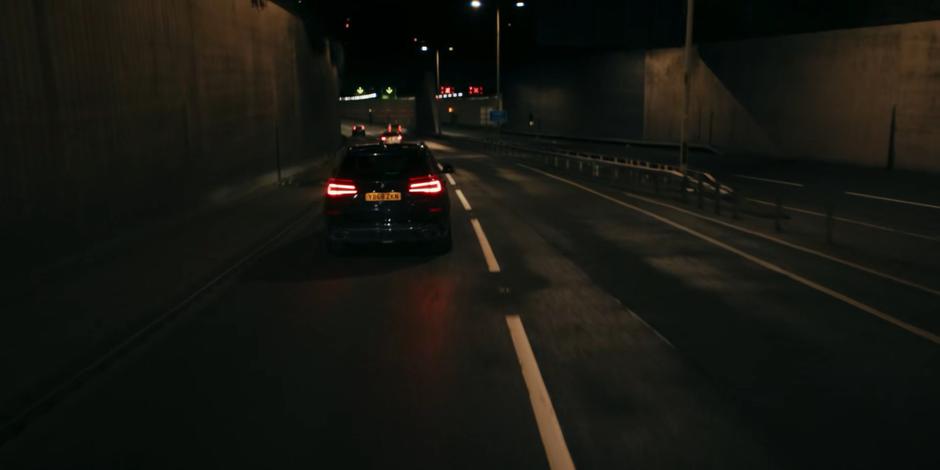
[419,43,455,92]
[470,1,525,112]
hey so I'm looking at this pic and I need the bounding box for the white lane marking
[455,189,473,211]
[425,140,458,152]
[505,315,577,470]
[620,191,940,297]
[746,198,939,242]
[734,174,805,187]
[470,218,500,273]
[844,191,940,210]
[445,173,457,186]
[517,164,940,345]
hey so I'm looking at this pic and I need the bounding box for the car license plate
[365,191,401,202]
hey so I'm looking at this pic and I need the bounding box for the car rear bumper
[327,221,449,244]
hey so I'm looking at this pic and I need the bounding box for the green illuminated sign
[355,86,365,95]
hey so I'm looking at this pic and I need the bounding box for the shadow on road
[244,228,439,282]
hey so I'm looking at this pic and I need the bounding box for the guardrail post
[775,194,783,232]
[594,164,599,177]
[613,167,619,180]
[681,174,688,203]
[697,178,704,209]
[578,160,583,173]
[566,158,570,170]
[732,191,740,219]
[714,179,721,215]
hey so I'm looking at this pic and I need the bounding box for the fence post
[681,174,688,203]
[714,179,721,215]
[697,178,704,209]
[775,194,783,232]
[732,190,740,219]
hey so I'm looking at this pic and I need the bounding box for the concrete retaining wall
[0,0,339,274]
[338,99,416,128]
[505,51,647,138]
[644,20,940,172]
[436,97,500,127]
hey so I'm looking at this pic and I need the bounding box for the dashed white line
[746,197,939,242]
[734,174,805,187]
[505,315,577,470]
[518,163,940,345]
[470,218,501,273]
[455,189,473,211]
[844,191,940,210]
[445,173,457,186]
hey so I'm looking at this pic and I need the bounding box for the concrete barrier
[0,0,340,290]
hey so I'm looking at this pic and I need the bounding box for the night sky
[288,0,940,95]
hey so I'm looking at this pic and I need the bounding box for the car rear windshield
[338,147,430,180]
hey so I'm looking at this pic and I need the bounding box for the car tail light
[326,178,357,197]
[408,175,443,194]
[380,135,387,142]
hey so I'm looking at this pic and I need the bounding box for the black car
[379,130,403,144]
[324,143,455,254]
[351,124,366,137]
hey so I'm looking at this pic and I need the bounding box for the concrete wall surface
[436,97,500,127]
[339,99,416,129]
[505,51,647,138]
[645,20,940,172]
[0,0,339,276]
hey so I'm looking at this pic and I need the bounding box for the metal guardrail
[464,135,733,195]
[443,133,939,246]
[446,133,794,228]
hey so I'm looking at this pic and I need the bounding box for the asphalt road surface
[1,129,937,469]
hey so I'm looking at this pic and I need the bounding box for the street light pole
[435,48,441,91]
[679,0,695,174]
[496,7,502,111]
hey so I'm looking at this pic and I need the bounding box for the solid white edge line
[517,163,940,345]
[844,191,940,210]
[445,173,457,186]
[616,192,940,297]
[734,174,805,187]
[470,218,501,272]
[746,197,939,242]
[455,189,473,211]
[505,315,577,470]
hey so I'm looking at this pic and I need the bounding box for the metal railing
[458,135,741,213]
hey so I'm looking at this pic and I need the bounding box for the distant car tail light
[326,178,357,197]
[408,175,443,194]
[380,135,387,142]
